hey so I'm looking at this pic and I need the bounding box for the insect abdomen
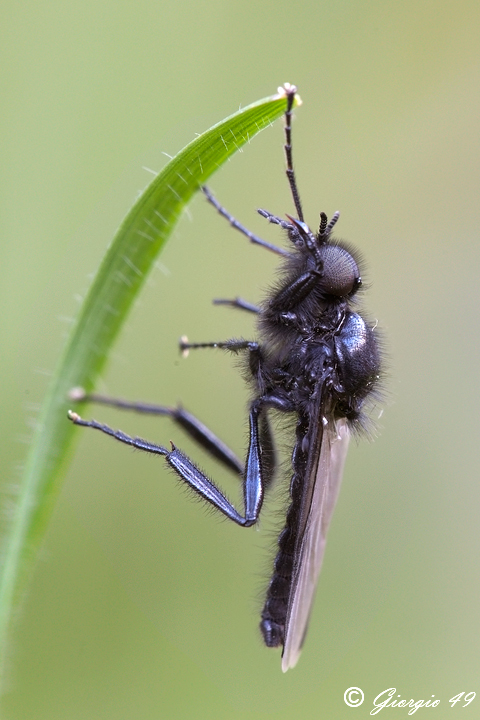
[260,417,308,647]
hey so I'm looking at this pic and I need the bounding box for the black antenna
[325,211,340,235]
[318,212,328,237]
[283,85,304,222]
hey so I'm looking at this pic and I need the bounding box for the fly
[68,83,382,671]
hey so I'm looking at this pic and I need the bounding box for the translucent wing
[281,417,350,672]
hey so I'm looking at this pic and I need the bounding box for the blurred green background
[2,1,480,718]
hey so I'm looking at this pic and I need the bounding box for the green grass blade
[0,85,301,681]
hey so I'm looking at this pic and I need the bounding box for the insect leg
[178,336,278,486]
[268,271,322,313]
[68,389,242,475]
[257,409,276,490]
[212,298,260,314]
[257,209,295,233]
[202,185,290,257]
[68,402,268,527]
[179,336,268,390]
[179,337,259,355]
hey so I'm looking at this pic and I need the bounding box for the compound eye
[320,245,360,297]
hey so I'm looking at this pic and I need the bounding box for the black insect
[68,83,382,671]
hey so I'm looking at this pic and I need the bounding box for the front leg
[268,270,322,313]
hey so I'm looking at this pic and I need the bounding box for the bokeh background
[2,1,480,718]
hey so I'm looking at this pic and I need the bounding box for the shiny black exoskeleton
[68,84,382,671]
[255,214,380,650]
